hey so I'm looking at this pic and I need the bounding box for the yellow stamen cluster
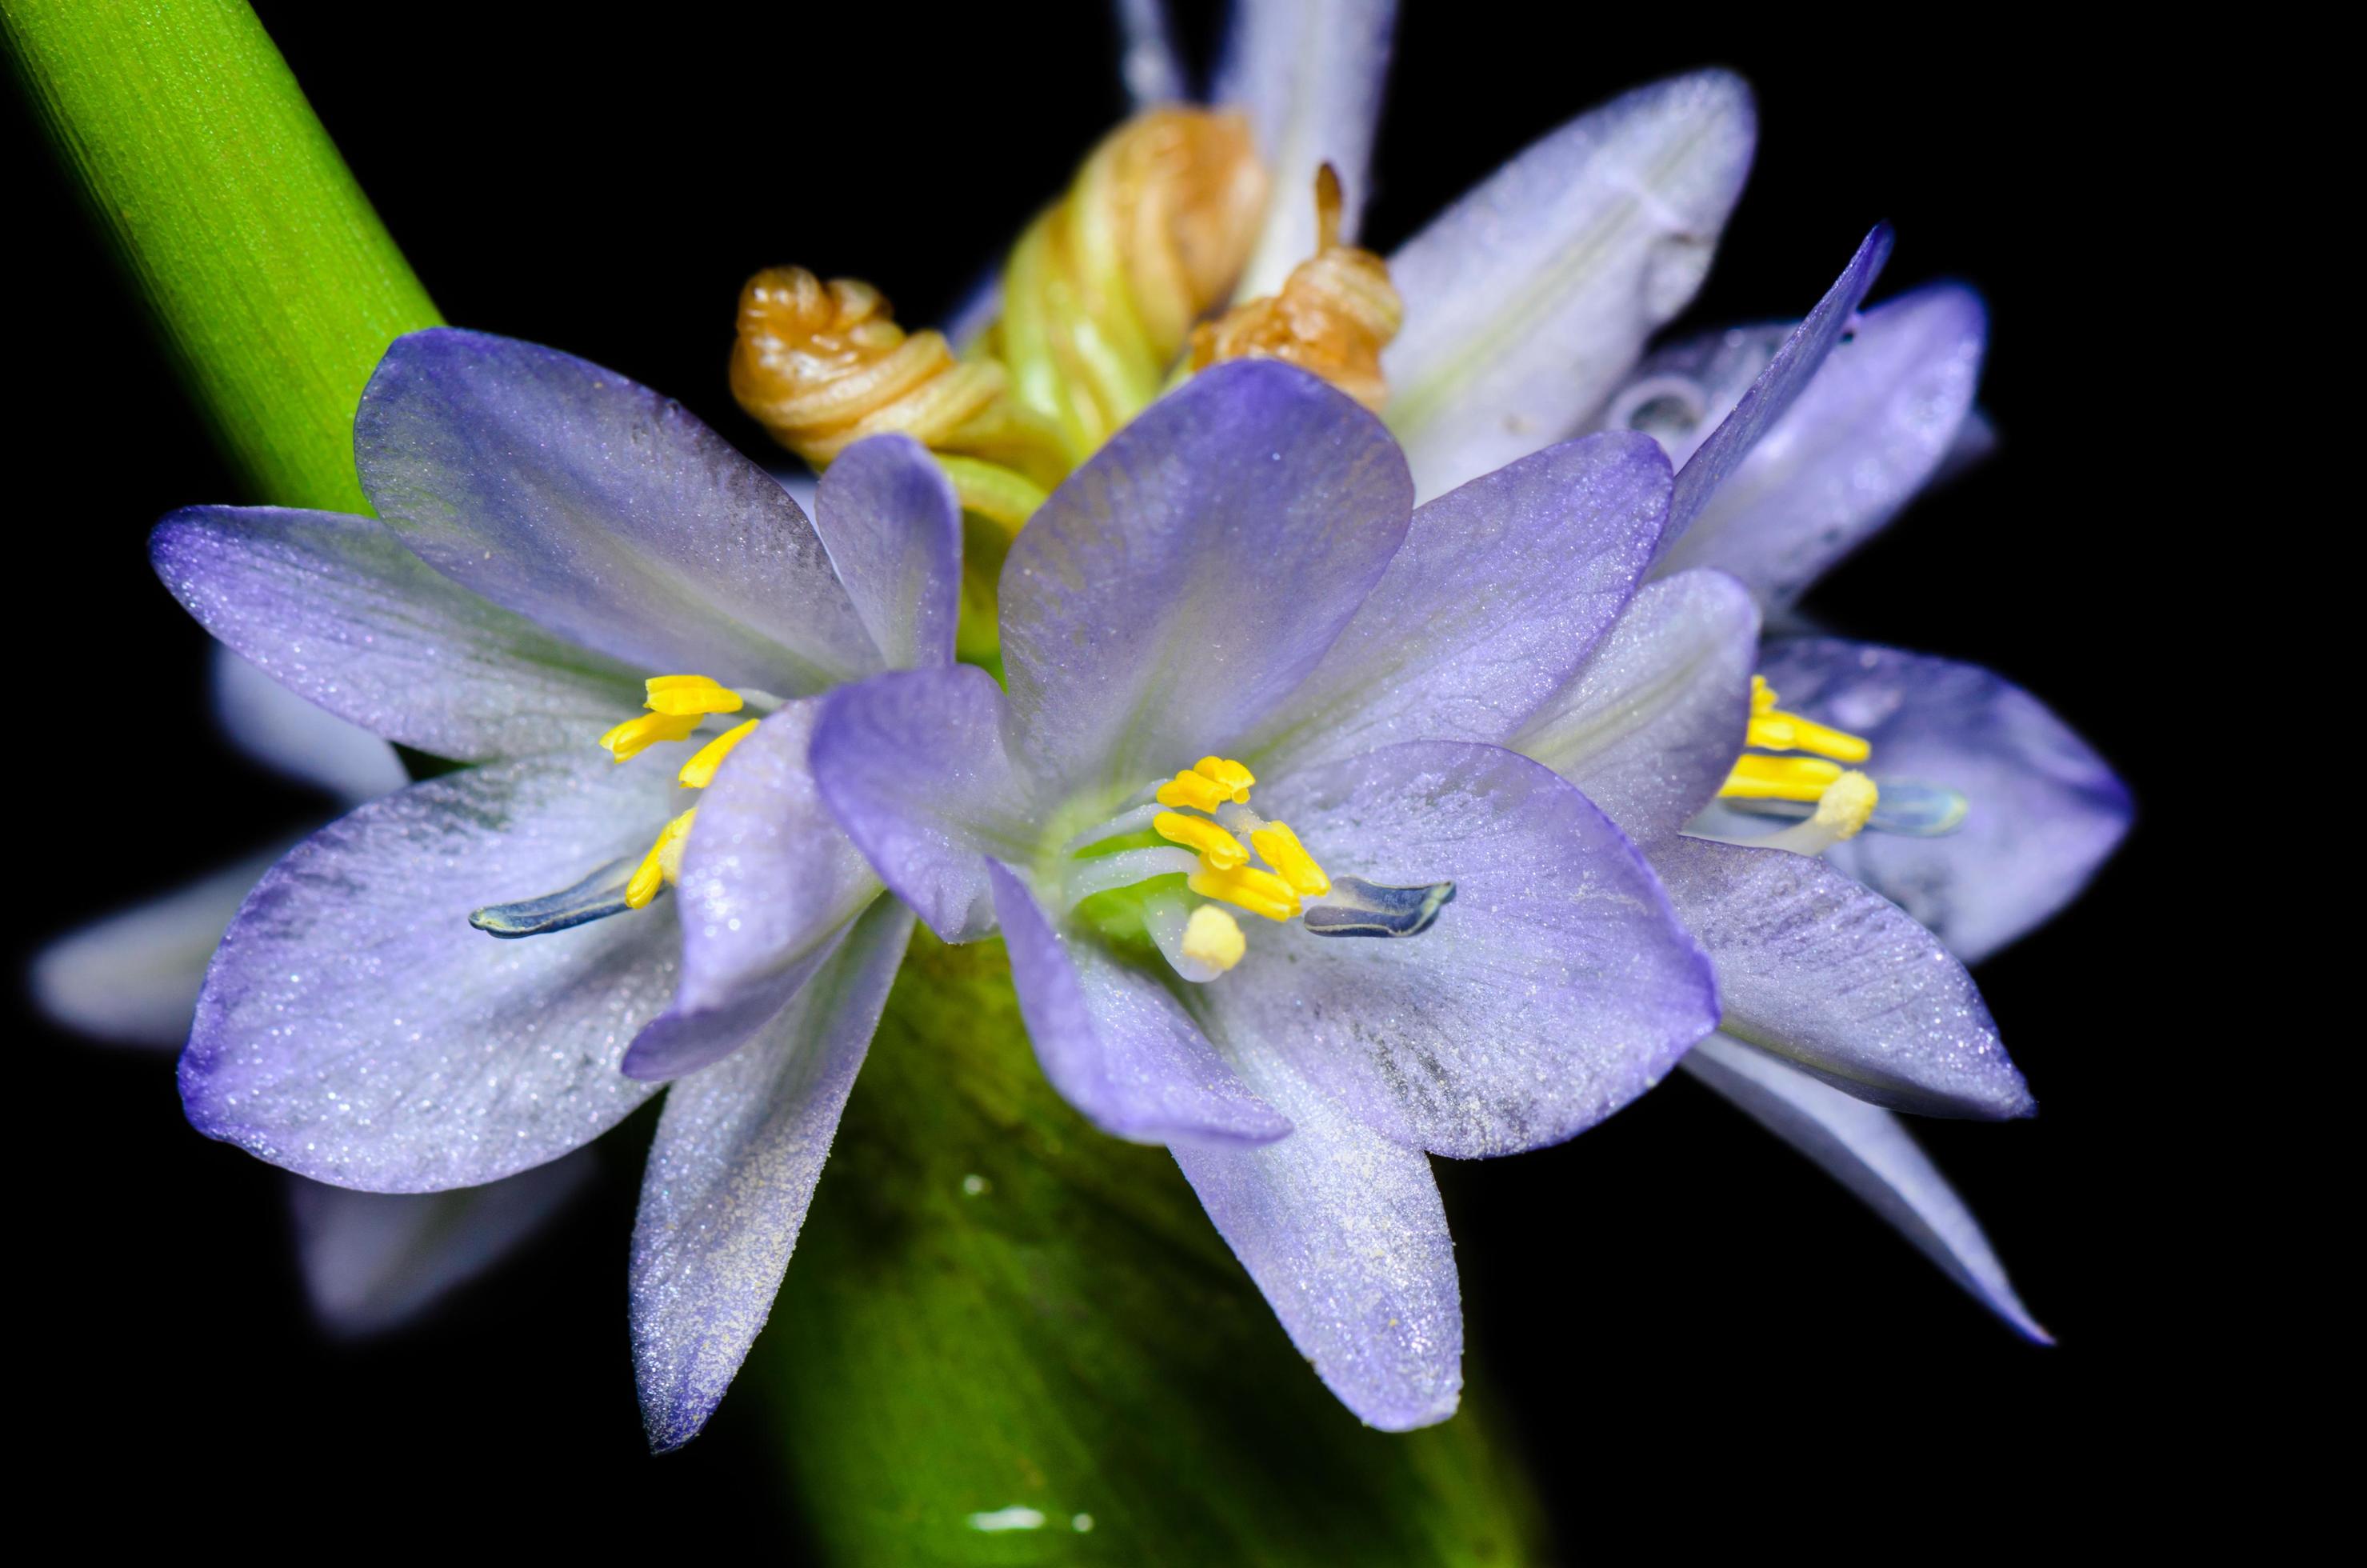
[626,810,698,911]
[1149,756,1331,924]
[1188,165,1405,412]
[602,675,769,910]
[1720,676,1878,842]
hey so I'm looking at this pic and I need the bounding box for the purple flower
[146,327,961,1449]
[806,358,1722,1428]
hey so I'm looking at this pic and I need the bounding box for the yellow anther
[625,809,698,910]
[601,710,703,762]
[1189,860,1301,922]
[678,719,761,790]
[1249,821,1330,898]
[1193,756,1256,802]
[1156,770,1233,813]
[1154,810,1249,870]
[1809,771,1880,843]
[642,675,746,718]
[1180,904,1248,974]
[1750,674,1779,714]
[1721,753,1845,802]
[1743,676,1870,762]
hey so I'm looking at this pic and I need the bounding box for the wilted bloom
[811,358,1728,1428]
[149,326,964,1447]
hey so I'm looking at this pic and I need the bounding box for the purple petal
[1209,742,1717,1157]
[990,861,1289,1146]
[1115,0,1188,104]
[182,753,682,1190]
[1001,361,1410,799]
[291,1150,594,1338]
[355,328,881,694]
[213,647,408,804]
[631,898,912,1452]
[1751,638,2132,965]
[1653,285,1987,606]
[1171,1042,1460,1430]
[33,844,288,1050]
[1511,570,1759,844]
[1650,835,2032,1119]
[1214,0,1395,300]
[1384,70,1757,500]
[811,666,1037,944]
[1253,432,1671,774]
[1662,225,1893,547]
[1681,1034,2049,1342]
[154,506,643,762]
[622,700,884,1081]
[810,434,962,670]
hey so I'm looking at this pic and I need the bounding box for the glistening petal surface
[809,434,962,670]
[181,753,682,1190]
[355,328,878,694]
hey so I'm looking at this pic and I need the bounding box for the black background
[7,3,2218,1553]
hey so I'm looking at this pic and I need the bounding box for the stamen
[1248,822,1330,898]
[1193,756,1256,798]
[642,674,746,718]
[1154,810,1249,869]
[1187,164,1405,412]
[678,719,760,789]
[601,710,702,762]
[1721,752,1845,802]
[1744,771,1878,857]
[626,810,698,910]
[470,856,641,938]
[1179,904,1247,973]
[1157,770,1232,812]
[1744,677,1869,762]
[1302,876,1457,938]
[1188,860,1301,922]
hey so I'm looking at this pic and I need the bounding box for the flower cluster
[41,0,2126,1446]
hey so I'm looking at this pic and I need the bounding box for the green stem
[2,0,440,511]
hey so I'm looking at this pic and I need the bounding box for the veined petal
[625,700,885,1081]
[631,898,913,1453]
[355,328,881,695]
[1681,1034,2049,1341]
[990,861,1289,1147]
[811,666,1038,944]
[1653,284,1987,606]
[1214,0,1395,301]
[213,647,408,805]
[1001,361,1411,799]
[1211,742,1717,1158]
[291,1150,594,1338]
[154,506,643,762]
[1512,570,1759,844]
[1384,70,1756,499]
[1650,835,2032,1119]
[1253,432,1671,774]
[182,753,682,1191]
[1662,225,1893,547]
[1171,1040,1460,1431]
[1751,638,2131,964]
[810,434,962,670]
[33,845,287,1049]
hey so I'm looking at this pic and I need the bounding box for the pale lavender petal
[626,700,883,1081]
[631,898,913,1452]
[1650,835,2031,1119]
[355,328,879,694]
[1171,1042,1459,1430]
[1002,361,1410,799]
[1115,0,1188,104]
[291,1150,595,1338]
[1653,285,1987,606]
[990,861,1289,1146]
[1252,432,1671,774]
[1681,1033,2049,1341]
[1753,639,2131,965]
[212,647,408,804]
[1511,570,1758,844]
[810,435,961,670]
[1210,742,1716,1157]
[182,753,682,1191]
[810,666,1037,944]
[1215,0,1395,300]
[32,845,286,1050]
[1663,225,1892,546]
[155,506,642,762]
[1384,70,1757,500]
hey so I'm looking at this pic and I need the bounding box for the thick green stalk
[758,935,1549,1566]
[2,0,440,511]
